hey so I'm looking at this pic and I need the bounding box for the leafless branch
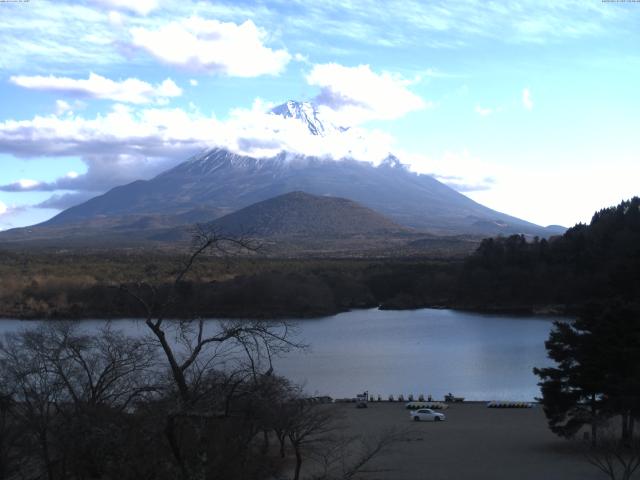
[584,428,640,480]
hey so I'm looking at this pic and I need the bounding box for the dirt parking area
[334,402,602,480]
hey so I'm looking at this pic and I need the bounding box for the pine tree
[534,302,640,444]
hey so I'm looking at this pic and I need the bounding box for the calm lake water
[0,308,561,401]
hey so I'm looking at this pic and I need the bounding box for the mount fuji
[0,100,564,249]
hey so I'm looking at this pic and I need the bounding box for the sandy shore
[333,402,601,480]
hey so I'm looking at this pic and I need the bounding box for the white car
[410,408,445,422]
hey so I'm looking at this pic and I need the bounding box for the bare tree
[281,399,404,480]
[285,402,340,480]
[121,227,297,403]
[585,428,640,480]
[0,391,23,480]
[119,227,302,480]
[1,328,68,480]
[0,322,158,480]
[33,322,157,410]
[309,428,404,480]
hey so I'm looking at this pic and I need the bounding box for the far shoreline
[0,303,574,322]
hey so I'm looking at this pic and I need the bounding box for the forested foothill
[457,197,640,312]
[1,198,639,320]
[0,252,460,319]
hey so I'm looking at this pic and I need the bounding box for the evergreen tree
[534,302,640,444]
[534,312,608,444]
[593,303,640,442]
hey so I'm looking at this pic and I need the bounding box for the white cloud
[474,105,493,116]
[0,179,42,192]
[0,200,26,230]
[2,97,500,204]
[0,105,215,162]
[34,192,96,210]
[522,87,533,110]
[0,101,397,194]
[130,17,291,77]
[277,0,629,48]
[306,63,428,125]
[91,0,158,16]
[107,10,124,26]
[0,0,631,76]
[189,79,199,86]
[0,3,122,71]
[226,100,396,161]
[398,149,501,193]
[466,160,640,228]
[18,179,40,189]
[54,99,87,116]
[10,73,182,105]
[55,100,72,116]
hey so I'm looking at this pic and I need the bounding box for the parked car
[410,408,445,422]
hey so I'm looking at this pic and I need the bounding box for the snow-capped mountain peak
[270,100,345,136]
[380,154,404,169]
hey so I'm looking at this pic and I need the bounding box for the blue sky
[0,0,638,230]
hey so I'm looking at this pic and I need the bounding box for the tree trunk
[591,421,597,447]
[165,415,189,480]
[278,433,286,458]
[146,321,190,404]
[0,435,5,480]
[261,429,270,455]
[293,445,302,480]
[590,394,598,447]
[622,411,629,443]
[41,437,55,480]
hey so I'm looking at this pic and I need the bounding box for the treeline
[0,256,459,319]
[456,197,640,311]
[2,197,639,319]
[476,199,640,472]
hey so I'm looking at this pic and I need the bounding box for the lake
[0,308,561,401]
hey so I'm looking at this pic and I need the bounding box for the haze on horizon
[0,0,638,232]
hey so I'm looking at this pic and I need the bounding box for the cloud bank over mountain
[308,63,429,125]
[0,60,432,199]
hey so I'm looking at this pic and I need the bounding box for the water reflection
[0,308,560,401]
[273,309,559,401]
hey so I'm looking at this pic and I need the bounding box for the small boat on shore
[444,393,465,403]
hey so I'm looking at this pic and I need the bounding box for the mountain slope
[207,191,410,237]
[41,148,556,237]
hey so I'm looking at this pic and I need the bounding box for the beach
[333,402,601,480]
